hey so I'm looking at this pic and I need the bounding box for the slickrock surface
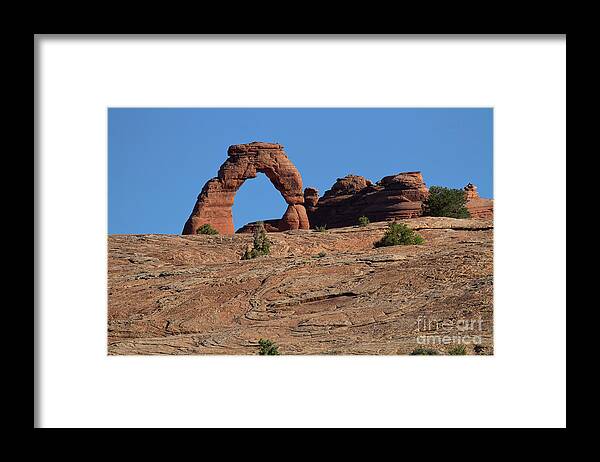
[307,172,430,229]
[182,142,309,235]
[109,217,493,355]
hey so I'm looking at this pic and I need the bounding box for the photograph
[108,108,494,355]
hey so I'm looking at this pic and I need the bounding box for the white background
[36,36,566,428]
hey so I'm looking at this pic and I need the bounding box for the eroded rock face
[235,219,281,234]
[464,183,494,218]
[307,172,430,229]
[108,217,494,355]
[182,142,310,235]
[303,187,319,214]
[325,174,372,196]
[280,204,310,231]
[379,172,429,195]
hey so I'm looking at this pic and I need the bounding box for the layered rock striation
[306,172,430,229]
[110,217,494,355]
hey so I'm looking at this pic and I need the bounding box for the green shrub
[314,225,327,232]
[410,347,439,355]
[374,222,424,247]
[241,222,271,260]
[323,350,342,355]
[258,338,280,355]
[358,216,370,227]
[473,344,486,355]
[424,186,470,218]
[448,344,467,355]
[196,224,219,235]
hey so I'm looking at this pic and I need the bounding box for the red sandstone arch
[182,142,310,235]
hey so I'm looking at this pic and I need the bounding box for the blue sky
[108,108,493,234]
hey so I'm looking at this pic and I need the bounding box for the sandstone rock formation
[185,144,492,233]
[182,142,310,235]
[303,187,319,214]
[306,172,430,229]
[464,183,494,218]
[235,220,281,234]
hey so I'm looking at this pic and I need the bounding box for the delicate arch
[182,142,310,235]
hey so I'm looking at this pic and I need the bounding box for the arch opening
[232,173,289,232]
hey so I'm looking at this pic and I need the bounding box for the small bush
[317,251,326,258]
[448,344,467,355]
[196,224,219,235]
[424,186,470,218]
[241,222,271,260]
[242,249,259,260]
[314,225,327,232]
[473,344,486,355]
[258,338,280,355]
[410,347,439,355]
[374,222,424,247]
[358,216,370,227]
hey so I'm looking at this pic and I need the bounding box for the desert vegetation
[448,344,467,355]
[258,338,280,355]
[241,222,271,260]
[473,344,486,355]
[374,222,424,247]
[424,186,470,219]
[358,216,370,227]
[410,347,439,355]
[196,224,219,235]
